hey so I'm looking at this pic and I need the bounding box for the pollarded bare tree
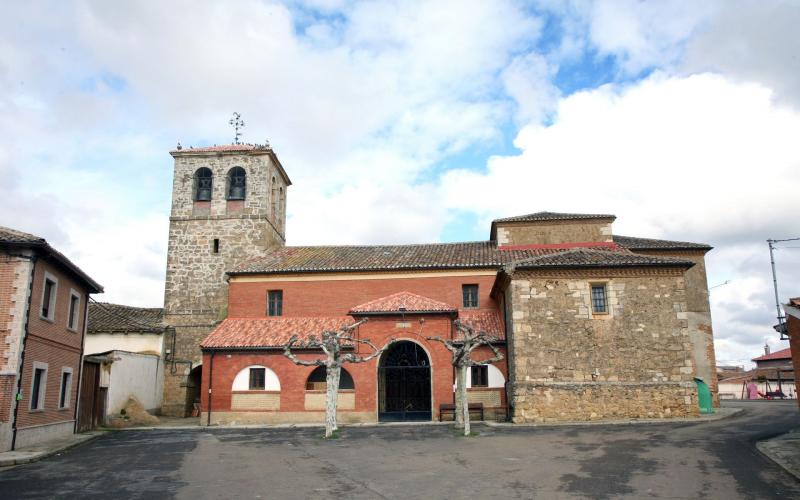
[428,319,504,436]
[283,319,386,438]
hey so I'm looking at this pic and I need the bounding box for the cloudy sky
[2,0,798,367]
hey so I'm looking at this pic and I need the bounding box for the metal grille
[379,342,431,421]
[195,168,213,201]
[591,285,607,313]
[227,167,246,200]
[462,284,479,308]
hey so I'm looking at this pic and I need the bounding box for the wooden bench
[439,403,484,422]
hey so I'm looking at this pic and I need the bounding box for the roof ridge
[279,240,495,250]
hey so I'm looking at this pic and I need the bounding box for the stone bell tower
[161,142,290,416]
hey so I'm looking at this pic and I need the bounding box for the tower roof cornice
[170,144,292,186]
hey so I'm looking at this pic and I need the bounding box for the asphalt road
[1,401,798,499]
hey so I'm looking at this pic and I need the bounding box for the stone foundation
[208,411,374,426]
[511,381,698,422]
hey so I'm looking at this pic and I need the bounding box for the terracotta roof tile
[457,310,505,340]
[232,242,632,275]
[492,211,616,223]
[88,302,164,334]
[512,248,695,270]
[614,235,712,251]
[752,347,792,362]
[201,316,355,349]
[350,292,456,314]
[0,226,45,244]
[170,144,269,153]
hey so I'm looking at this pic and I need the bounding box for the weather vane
[229,112,245,144]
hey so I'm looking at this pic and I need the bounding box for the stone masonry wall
[162,150,287,415]
[508,268,699,422]
[631,249,717,406]
[496,220,613,246]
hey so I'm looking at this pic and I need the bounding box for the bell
[230,186,245,199]
[197,188,211,201]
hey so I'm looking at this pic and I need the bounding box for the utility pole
[767,237,800,340]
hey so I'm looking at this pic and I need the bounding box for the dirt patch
[107,397,160,428]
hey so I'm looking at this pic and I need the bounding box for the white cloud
[440,72,800,365]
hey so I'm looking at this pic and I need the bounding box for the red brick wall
[201,315,507,420]
[16,259,87,430]
[228,273,500,318]
[788,314,800,408]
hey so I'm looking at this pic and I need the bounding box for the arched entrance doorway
[378,341,431,421]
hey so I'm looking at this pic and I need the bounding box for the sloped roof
[752,347,792,362]
[170,144,267,153]
[511,248,695,270]
[201,316,355,349]
[457,310,505,340]
[492,211,616,224]
[0,226,45,244]
[231,242,632,275]
[613,235,712,251]
[350,292,456,315]
[88,302,164,334]
[0,225,103,293]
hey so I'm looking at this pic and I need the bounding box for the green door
[695,378,713,414]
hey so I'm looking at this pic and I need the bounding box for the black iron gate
[379,341,431,421]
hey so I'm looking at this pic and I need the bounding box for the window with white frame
[58,367,73,409]
[40,273,58,321]
[30,362,48,410]
[67,290,81,331]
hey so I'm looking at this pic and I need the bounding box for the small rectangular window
[462,284,479,308]
[591,284,608,314]
[31,367,47,410]
[249,368,266,390]
[59,370,72,408]
[212,238,220,254]
[41,277,57,320]
[471,365,488,387]
[268,290,283,316]
[67,292,80,331]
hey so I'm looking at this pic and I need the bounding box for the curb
[100,409,741,432]
[756,430,800,481]
[0,432,105,467]
[483,407,742,428]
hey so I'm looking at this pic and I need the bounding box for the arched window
[232,365,280,391]
[227,167,246,200]
[194,168,213,201]
[305,366,354,390]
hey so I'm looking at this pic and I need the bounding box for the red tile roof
[201,316,355,349]
[457,310,505,340]
[752,347,792,362]
[350,291,456,315]
[170,144,268,153]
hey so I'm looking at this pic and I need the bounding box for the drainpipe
[73,290,90,433]
[206,351,215,426]
[11,253,37,451]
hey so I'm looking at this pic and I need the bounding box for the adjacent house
[0,226,102,451]
[784,298,800,407]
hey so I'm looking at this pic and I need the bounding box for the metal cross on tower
[229,112,245,145]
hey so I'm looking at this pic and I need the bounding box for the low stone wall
[511,381,698,422]
[209,411,374,426]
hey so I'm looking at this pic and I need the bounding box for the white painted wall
[467,364,505,388]
[85,333,163,356]
[232,365,281,391]
[105,351,164,414]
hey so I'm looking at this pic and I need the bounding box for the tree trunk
[454,368,464,429]
[325,363,341,438]
[458,364,470,436]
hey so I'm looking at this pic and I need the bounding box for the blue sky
[1,0,799,367]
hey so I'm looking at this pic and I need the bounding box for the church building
[161,142,717,424]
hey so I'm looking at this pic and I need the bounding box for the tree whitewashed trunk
[325,363,341,438]
[458,364,470,436]
[454,369,464,428]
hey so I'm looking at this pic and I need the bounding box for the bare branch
[465,340,504,366]
[426,336,458,353]
[283,336,325,366]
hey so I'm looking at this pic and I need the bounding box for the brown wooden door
[77,361,99,432]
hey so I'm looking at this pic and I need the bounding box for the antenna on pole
[767,237,800,340]
[229,112,245,145]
